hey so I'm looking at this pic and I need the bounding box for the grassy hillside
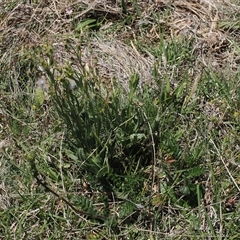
[1,0,240,239]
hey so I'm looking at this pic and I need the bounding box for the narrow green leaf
[34,87,45,107]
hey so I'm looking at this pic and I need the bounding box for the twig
[210,139,240,193]
[142,111,156,211]
[30,158,105,223]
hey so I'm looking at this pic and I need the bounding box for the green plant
[41,56,161,214]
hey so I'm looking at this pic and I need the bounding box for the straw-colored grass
[1,0,240,239]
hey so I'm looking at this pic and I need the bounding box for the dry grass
[1,0,240,238]
[1,0,239,89]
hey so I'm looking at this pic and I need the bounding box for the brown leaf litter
[0,0,239,92]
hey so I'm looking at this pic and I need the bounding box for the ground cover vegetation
[1,0,240,239]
